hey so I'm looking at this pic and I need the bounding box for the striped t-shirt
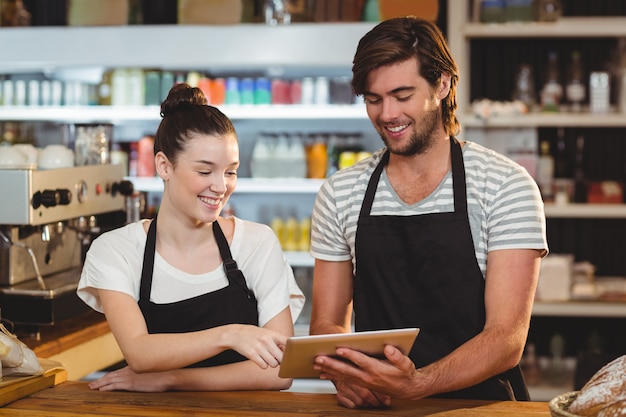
[310,141,548,277]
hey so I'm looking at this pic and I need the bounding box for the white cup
[38,144,74,169]
[13,144,39,165]
[0,145,28,167]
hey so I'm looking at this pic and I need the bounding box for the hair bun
[160,83,208,117]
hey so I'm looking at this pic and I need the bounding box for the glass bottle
[565,51,585,113]
[512,63,536,111]
[521,343,541,386]
[540,52,562,112]
[536,140,555,202]
[573,134,587,203]
[264,0,290,26]
[548,334,566,386]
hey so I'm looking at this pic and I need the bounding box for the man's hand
[313,344,422,408]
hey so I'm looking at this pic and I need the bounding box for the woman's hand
[89,366,172,392]
[223,324,287,369]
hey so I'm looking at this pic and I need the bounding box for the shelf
[533,300,626,318]
[128,176,324,194]
[544,203,626,218]
[129,177,626,218]
[285,251,314,268]
[0,23,376,74]
[0,104,368,123]
[463,17,626,38]
[461,112,626,128]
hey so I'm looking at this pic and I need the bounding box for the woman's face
[161,133,239,224]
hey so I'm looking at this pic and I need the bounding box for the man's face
[363,57,443,156]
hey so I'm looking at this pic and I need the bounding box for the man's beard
[379,105,441,157]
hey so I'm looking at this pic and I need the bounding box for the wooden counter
[2,381,551,416]
[20,311,124,381]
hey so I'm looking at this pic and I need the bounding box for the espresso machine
[0,164,133,332]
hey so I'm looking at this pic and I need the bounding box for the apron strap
[212,221,255,299]
[139,217,157,301]
[360,137,465,218]
[140,218,254,301]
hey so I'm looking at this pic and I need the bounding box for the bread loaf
[568,355,626,417]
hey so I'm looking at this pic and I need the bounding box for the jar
[534,0,562,22]
[480,0,505,24]
[504,0,533,23]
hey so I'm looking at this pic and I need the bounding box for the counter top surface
[2,381,551,416]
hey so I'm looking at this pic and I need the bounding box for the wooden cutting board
[0,359,67,407]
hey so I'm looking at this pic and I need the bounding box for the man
[309,16,548,408]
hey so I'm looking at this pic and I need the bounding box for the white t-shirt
[78,217,305,327]
[311,141,548,277]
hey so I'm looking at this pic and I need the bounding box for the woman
[77,83,304,392]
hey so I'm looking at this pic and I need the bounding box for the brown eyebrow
[194,160,240,168]
[364,86,416,97]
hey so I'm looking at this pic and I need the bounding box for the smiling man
[309,17,548,409]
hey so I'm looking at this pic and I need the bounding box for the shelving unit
[460,112,626,128]
[0,104,368,123]
[448,2,626,400]
[0,23,377,74]
[533,300,626,318]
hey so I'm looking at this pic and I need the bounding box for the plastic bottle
[137,135,155,177]
[144,70,161,106]
[307,136,328,179]
[254,77,272,105]
[240,78,255,105]
[127,68,145,106]
[565,51,585,113]
[288,133,307,178]
[160,71,175,102]
[362,0,380,22]
[128,141,139,177]
[536,140,555,202]
[210,78,225,105]
[97,70,113,106]
[270,216,285,248]
[273,133,291,178]
[225,77,241,105]
[297,217,311,252]
[250,133,273,178]
[283,215,299,252]
[111,68,129,106]
[540,52,562,112]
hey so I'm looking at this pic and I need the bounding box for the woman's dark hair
[154,83,237,164]
[351,17,460,136]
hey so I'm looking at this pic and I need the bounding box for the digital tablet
[278,328,420,378]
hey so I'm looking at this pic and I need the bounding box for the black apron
[354,138,529,400]
[138,218,259,368]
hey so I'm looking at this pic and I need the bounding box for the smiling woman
[76,83,305,393]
